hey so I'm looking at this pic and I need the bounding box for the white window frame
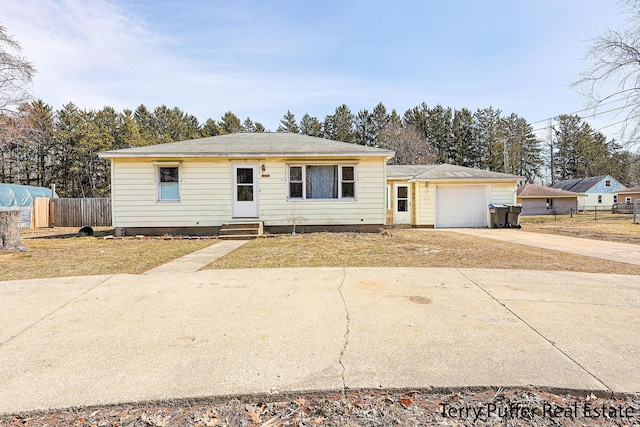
[626,197,632,204]
[397,185,409,212]
[287,164,357,200]
[598,195,603,204]
[154,162,181,202]
[614,195,618,203]
[546,198,553,209]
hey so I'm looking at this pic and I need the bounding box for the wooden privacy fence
[32,197,111,228]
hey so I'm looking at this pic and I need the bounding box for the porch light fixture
[261,164,266,172]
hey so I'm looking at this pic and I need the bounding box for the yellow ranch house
[99,133,522,235]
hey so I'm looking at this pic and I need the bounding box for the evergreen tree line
[0,100,631,197]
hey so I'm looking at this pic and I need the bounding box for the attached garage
[386,164,521,228]
[435,185,488,228]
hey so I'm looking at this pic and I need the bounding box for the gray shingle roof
[618,185,640,194]
[386,165,439,178]
[99,132,395,158]
[550,176,607,192]
[517,183,583,198]
[387,164,522,181]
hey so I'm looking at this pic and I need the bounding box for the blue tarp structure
[0,184,53,207]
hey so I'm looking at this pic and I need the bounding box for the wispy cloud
[0,0,631,134]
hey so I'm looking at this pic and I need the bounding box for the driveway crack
[0,275,114,348]
[456,268,613,393]
[337,267,349,394]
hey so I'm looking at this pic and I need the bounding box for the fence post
[48,198,54,228]
[635,200,637,224]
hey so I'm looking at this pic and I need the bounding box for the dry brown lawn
[520,213,640,244]
[203,229,640,275]
[1,229,215,281]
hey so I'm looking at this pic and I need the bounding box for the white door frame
[393,182,411,225]
[232,164,259,218]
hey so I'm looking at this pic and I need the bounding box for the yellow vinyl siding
[388,179,518,227]
[112,159,230,227]
[490,182,517,205]
[258,158,385,225]
[417,181,437,226]
[110,157,386,228]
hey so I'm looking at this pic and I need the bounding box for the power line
[529,96,640,126]
[531,102,638,133]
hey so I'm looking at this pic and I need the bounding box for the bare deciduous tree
[376,123,436,165]
[573,1,640,143]
[0,24,35,114]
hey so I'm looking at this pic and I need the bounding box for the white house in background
[99,133,394,235]
[550,175,626,210]
[386,164,522,228]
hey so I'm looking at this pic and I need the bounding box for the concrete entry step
[219,222,263,240]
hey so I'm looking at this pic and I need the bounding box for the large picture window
[158,166,180,201]
[288,165,356,200]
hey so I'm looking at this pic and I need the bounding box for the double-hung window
[157,165,180,201]
[288,165,356,200]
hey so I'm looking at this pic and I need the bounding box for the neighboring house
[516,184,584,215]
[99,133,394,235]
[386,164,522,228]
[550,176,626,210]
[617,185,640,204]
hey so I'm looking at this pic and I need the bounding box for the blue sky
[2,0,627,137]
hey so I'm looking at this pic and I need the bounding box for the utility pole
[549,118,555,185]
[503,135,509,173]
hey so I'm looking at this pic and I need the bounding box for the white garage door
[436,185,488,228]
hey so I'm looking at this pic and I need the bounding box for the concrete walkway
[449,228,640,266]
[143,240,249,274]
[1,267,639,414]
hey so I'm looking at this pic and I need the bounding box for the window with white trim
[598,195,603,204]
[614,195,618,203]
[288,165,356,200]
[158,166,180,201]
[626,197,632,204]
[546,198,553,209]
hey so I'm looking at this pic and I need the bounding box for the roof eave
[411,177,523,182]
[98,151,394,159]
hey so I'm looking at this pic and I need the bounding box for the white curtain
[306,166,337,199]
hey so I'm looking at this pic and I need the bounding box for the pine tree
[242,117,256,132]
[219,111,242,134]
[300,114,322,136]
[451,108,476,167]
[369,102,389,146]
[201,118,222,137]
[277,110,299,133]
[323,104,355,142]
[473,107,502,170]
[354,109,373,145]
[426,105,453,164]
[502,113,542,182]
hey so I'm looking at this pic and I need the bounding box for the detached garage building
[386,164,522,228]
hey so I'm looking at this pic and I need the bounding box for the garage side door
[436,185,488,228]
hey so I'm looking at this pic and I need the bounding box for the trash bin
[489,204,509,228]
[506,205,522,228]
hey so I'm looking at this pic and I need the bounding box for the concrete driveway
[450,228,640,265]
[1,267,639,414]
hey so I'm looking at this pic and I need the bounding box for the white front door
[393,183,411,225]
[232,164,258,218]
